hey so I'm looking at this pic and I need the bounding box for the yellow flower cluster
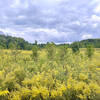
[0,90,9,96]
[79,73,88,80]
[22,72,67,99]
[0,49,99,100]
[66,77,100,100]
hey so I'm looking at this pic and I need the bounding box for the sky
[0,0,100,43]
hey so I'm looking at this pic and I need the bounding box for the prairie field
[1,0,100,99]
[81,48,100,67]
[0,48,100,100]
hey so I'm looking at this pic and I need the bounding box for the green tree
[8,42,16,50]
[35,40,38,45]
[45,42,56,60]
[86,44,94,58]
[71,42,80,53]
[0,45,4,49]
[31,45,38,62]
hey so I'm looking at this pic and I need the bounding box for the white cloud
[91,15,100,22]
[10,0,29,9]
[10,0,20,8]
[0,27,69,43]
[92,23,98,28]
[91,0,100,5]
[17,15,26,19]
[0,28,24,37]
[25,27,68,39]
[82,34,93,40]
[94,4,100,13]
[74,21,81,26]
[0,0,100,43]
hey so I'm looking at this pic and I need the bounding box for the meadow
[0,47,100,100]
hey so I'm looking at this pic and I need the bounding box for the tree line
[0,35,100,50]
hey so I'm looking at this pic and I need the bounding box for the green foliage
[72,39,100,48]
[71,42,80,53]
[31,45,38,62]
[8,42,17,50]
[0,35,33,50]
[34,40,38,45]
[86,44,94,58]
[59,45,68,62]
[0,35,100,51]
[45,42,56,60]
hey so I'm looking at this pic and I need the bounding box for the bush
[71,42,80,53]
[45,42,56,60]
[86,44,94,58]
[31,45,38,62]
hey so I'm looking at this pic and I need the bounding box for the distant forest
[0,35,100,50]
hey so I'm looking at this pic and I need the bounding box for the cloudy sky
[0,0,100,43]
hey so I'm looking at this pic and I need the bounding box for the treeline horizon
[0,34,100,50]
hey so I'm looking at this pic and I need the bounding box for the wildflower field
[0,48,100,100]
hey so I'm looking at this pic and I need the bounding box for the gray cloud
[0,0,100,43]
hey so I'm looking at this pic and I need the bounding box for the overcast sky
[0,0,100,43]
